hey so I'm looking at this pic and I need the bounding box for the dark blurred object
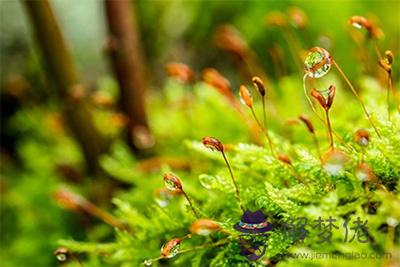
[104,0,152,152]
[0,74,30,158]
[23,0,107,175]
[0,91,20,157]
[55,163,82,184]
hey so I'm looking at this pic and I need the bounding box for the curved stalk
[303,74,321,119]
[181,190,200,219]
[221,151,245,213]
[387,74,391,120]
[312,133,323,163]
[250,107,276,157]
[261,96,267,131]
[325,109,334,151]
[333,61,381,137]
[303,75,356,151]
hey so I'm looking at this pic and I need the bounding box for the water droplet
[239,85,253,107]
[163,173,182,191]
[202,137,223,152]
[359,137,368,146]
[143,259,153,266]
[349,16,371,31]
[322,150,347,176]
[54,248,69,262]
[198,174,218,189]
[166,243,180,258]
[324,162,343,176]
[155,198,169,207]
[56,253,67,262]
[355,129,369,147]
[351,22,363,29]
[190,219,220,235]
[164,179,177,190]
[199,229,214,235]
[304,47,332,78]
[239,94,253,106]
[356,169,368,181]
[154,188,172,207]
[355,163,374,182]
[387,217,399,227]
[161,239,181,258]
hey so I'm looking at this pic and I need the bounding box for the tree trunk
[23,0,106,174]
[104,0,151,152]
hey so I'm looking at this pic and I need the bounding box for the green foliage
[0,108,86,267]
[59,76,400,266]
[2,1,399,267]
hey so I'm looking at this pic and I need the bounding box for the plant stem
[23,0,106,174]
[371,38,399,117]
[181,190,200,218]
[387,73,391,121]
[303,75,323,121]
[333,61,381,137]
[180,238,229,254]
[303,75,355,151]
[361,147,365,164]
[383,224,395,267]
[372,38,383,59]
[262,96,267,131]
[389,74,400,113]
[221,151,245,212]
[250,107,276,157]
[283,29,303,74]
[312,133,323,163]
[105,0,150,151]
[81,201,125,230]
[364,182,371,213]
[370,35,392,121]
[325,109,334,151]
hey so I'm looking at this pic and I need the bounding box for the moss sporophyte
[49,8,399,267]
[163,173,199,218]
[303,47,381,137]
[310,85,336,150]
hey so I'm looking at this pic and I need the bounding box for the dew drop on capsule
[351,22,363,29]
[161,239,181,258]
[163,173,182,191]
[164,179,177,191]
[239,93,252,106]
[166,243,180,258]
[304,47,332,78]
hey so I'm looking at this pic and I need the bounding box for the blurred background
[0,0,399,266]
